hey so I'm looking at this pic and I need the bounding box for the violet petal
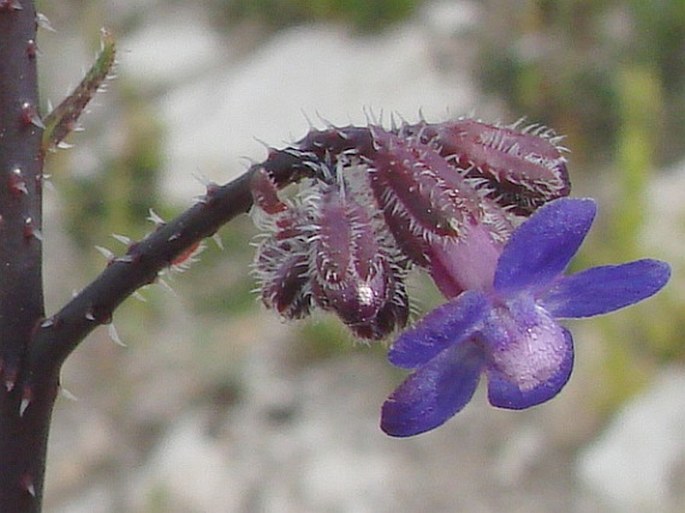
[388,290,488,369]
[541,259,671,318]
[485,326,574,410]
[494,198,596,294]
[381,343,485,437]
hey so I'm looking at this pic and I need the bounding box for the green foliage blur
[478,0,685,165]
[215,0,424,31]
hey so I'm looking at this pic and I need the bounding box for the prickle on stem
[20,101,45,130]
[0,0,22,11]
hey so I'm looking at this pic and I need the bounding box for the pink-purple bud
[310,182,401,331]
[254,206,313,320]
[416,119,570,215]
[367,128,486,266]
[251,172,410,339]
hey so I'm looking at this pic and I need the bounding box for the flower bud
[310,181,408,338]
[366,128,489,266]
[253,206,313,319]
[418,119,570,215]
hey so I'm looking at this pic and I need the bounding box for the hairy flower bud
[410,119,570,215]
[366,127,509,266]
[308,181,408,338]
[251,167,409,339]
[253,206,313,319]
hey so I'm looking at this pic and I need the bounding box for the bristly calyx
[250,117,570,340]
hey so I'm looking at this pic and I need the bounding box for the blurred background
[36,1,685,512]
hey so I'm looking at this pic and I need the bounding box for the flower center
[483,297,567,392]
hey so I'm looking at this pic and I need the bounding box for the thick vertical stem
[0,2,50,512]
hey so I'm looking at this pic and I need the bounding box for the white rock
[577,367,685,512]
[128,414,243,512]
[157,23,477,202]
[421,0,481,36]
[119,8,226,89]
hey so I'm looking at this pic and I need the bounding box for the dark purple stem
[4,166,267,512]
[28,147,326,373]
[0,2,47,512]
[28,169,257,372]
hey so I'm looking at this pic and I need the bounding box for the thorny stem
[0,4,44,373]
[28,169,257,373]
[5,162,270,512]
[27,146,319,375]
[0,1,47,512]
[28,144,321,373]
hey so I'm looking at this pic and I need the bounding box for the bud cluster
[250,117,570,340]
[252,164,409,340]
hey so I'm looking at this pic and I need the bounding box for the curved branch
[28,168,257,379]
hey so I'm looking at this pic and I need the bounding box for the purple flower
[381,198,671,437]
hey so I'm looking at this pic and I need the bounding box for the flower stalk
[0,11,257,510]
